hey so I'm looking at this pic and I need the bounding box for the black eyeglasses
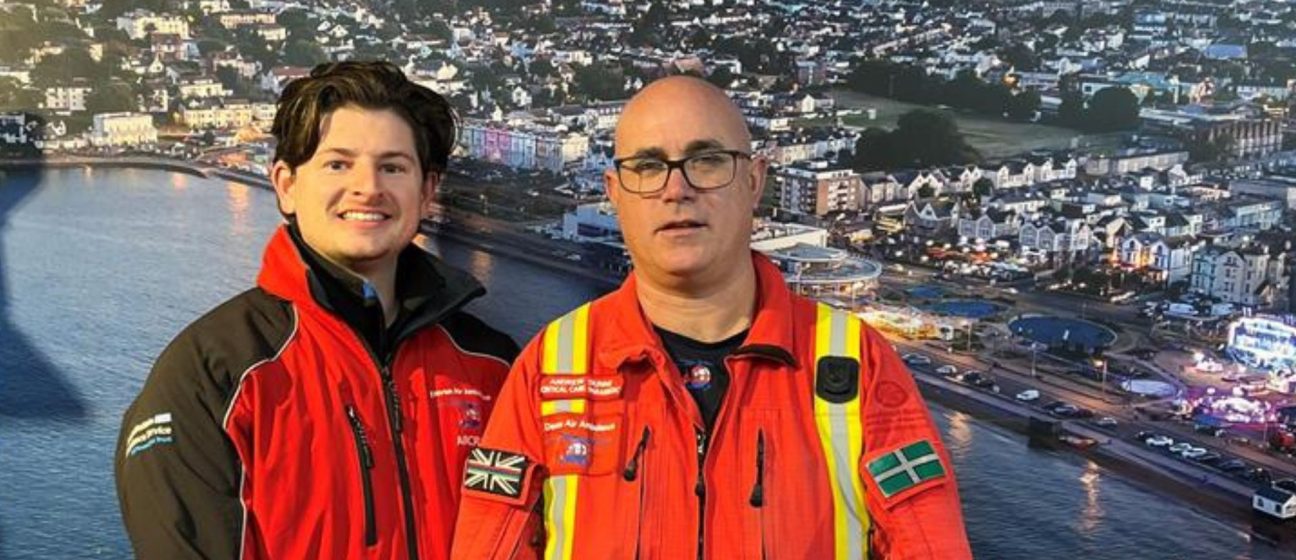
[613,150,751,195]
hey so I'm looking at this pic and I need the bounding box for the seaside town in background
[9,0,1296,543]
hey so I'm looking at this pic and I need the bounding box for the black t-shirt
[654,326,748,433]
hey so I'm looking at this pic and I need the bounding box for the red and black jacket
[115,224,518,560]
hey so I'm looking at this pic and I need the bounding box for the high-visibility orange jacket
[452,253,972,559]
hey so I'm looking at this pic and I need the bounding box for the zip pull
[346,406,375,469]
[622,426,652,481]
[749,430,765,508]
[381,367,403,434]
[695,430,708,498]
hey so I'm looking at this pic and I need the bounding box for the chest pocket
[811,303,871,560]
[535,303,629,477]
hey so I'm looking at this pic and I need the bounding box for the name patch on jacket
[124,412,174,458]
[538,375,623,400]
[463,447,535,504]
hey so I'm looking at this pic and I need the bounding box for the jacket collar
[256,224,486,338]
[598,251,799,371]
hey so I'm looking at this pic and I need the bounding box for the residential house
[777,161,864,216]
[1190,244,1289,308]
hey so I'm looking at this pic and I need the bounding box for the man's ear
[270,161,297,216]
[422,172,441,216]
[747,154,768,210]
[604,166,621,210]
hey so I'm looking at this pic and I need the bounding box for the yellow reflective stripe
[813,303,870,560]
[539,304,591,558]
[542,474,578,560]
[539,399,587,416]
[542,304,591,375]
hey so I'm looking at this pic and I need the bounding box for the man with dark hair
[116,61,519,559]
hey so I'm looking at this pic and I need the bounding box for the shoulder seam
[220,305,299,560]
[436,323,512,370]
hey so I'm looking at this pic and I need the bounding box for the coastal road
[891,336,1296,491]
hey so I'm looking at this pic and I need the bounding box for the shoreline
[5,159,1286,547]
[915,372,1292,550]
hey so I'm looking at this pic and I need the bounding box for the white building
[1118,232,1199,285]
[1254,487,1296,520]
[43,84,92,112]
[179,100,275,129]
[116,10,191,40]
[561,202,620,240]
[178,79,231,100]
[90,112,157,148]
[1190,245,1289,308]
[1019,218,1093,256]
[777,160,863,216]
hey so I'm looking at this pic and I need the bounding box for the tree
[850,127,897,171]
[1006,89,1041,121]
[972,177,995,198]
[86,82,137,114]
[1087,87,1140,132]
[849,111,981,171]
[1001,43,1039,71]
[1058,90,1085,127]
[282,40,328,67]
[890,109,981,167]
[31,48,104,87]
[572,64,625,101]
[917,184,936,199]
[706,66,737,88]
[1188,134,1236,163]
[0,77,39,111]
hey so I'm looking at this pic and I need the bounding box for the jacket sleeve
[452,334,547,560]
[857,326,973,560]
[115,331,246,560]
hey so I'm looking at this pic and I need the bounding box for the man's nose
[659,165,695,201]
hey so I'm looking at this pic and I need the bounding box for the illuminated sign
[1228,316,1296,374]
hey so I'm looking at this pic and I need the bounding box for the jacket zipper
[695,428,708,560]
[625,427,652,560]
[346,405,378,547]
[351,327,421,560]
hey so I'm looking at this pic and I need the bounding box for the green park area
[820,89,1121,160]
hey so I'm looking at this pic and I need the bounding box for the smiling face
[606,77,767,290]
[271,105,437,277]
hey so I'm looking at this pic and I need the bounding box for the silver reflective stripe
[828,306,850,356]
[545,476,572,560]
[555,312,575,373]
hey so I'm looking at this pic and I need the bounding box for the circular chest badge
[687,363,713,390]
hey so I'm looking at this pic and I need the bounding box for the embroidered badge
[124,412,174,458]
[684,361,713,390]
[557,434,592,467]
[866,440,946,500]
[538,376,624,400]
[464,447,531,499]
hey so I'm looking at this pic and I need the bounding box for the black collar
[286,224,486,358]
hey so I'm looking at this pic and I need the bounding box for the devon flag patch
[867,440,946,499]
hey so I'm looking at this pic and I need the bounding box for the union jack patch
[464,447,533,502]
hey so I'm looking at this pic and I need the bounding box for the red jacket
[453,253,971,559]
[116,225,517,559]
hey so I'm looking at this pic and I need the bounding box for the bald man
[451,77,972,559]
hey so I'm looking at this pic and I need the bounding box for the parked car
[1194,424,1226,437]
[1179,447,1208,460]
[1095,417,1118,428]
[1168,442,1192,454]
[1244,468,1272,484]
[1145,435,1174,448]
[1044,400,1070,412]
[1194,452,1223,465]
[1218,459,1248,473]
[1072,408,1095,419]
[1273,479,1296,493]
[936,365,958,376]
[1134,430,1156,442]
[903,353,931,366]
[1049,404,1080,418]
[1015,389,1041,402]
